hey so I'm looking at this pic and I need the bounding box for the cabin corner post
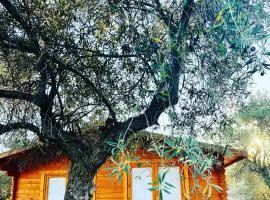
[40,171,46,200]
[183,164,190,200]
[153,163,159,200]
[10,176,15,200]
[123,172,128,200]
[91,176,96,200]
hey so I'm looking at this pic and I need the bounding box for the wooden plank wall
[13,156,70,200]
[188,168,227,200]
[11,154,226,200]
[95,162,124,200]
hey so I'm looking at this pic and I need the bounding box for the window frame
[131,166,154,200]
[157,166,182,200]
[40,170,68,200]
[124,160,189,200]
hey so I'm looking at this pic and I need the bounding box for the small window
[40,171,67,200]
[47,177,66,200]
[158,167,181,200]
[132,167,153,200]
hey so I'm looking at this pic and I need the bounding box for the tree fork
[64,145,111,200]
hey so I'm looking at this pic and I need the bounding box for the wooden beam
[183,164,190,200]
[92,176,96,200]
[123,172,128,200]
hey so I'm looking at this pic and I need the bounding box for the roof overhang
[0,137,248,174]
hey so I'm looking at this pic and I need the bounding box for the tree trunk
[64,161,95,200]
[64,146,111,200]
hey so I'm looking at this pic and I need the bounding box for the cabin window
[158,167,181,200]
[40,171,67,200]
[132,167,153,200]
[128,164,183,200]
[47,177,66,200]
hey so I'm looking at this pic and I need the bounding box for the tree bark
[64,146,111,200]
[65,162,95,200]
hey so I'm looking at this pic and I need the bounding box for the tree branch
[66,65,117,121]
[0,122,40,135]
[0,0,38,44]
[54,43,144,58]
[153,0,176,31]
[115,0,195,137]
[0,33,39,54]
[0,89,41,106]
[36,50,49,98]
[0,44,50,108]
[0,40,38,54]
[178,0,194,36]
[52,58,117,122]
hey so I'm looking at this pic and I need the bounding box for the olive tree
[224,95,270,199]
[0,0,269,199]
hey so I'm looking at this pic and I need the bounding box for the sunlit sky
[251,72,270,95]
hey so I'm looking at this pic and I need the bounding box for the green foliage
[0,0,269,137]
[0,171,11,200]
[106,139,141,181]
[152,136,218,177]
[222,94,270,199]
[107,134,222,199]
[0,130,37,150]
[239,95,270,132]
[227,162,270,200]
[148,170,176,200]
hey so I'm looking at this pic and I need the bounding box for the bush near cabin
[0,171,11,200]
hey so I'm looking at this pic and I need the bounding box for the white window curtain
[132,167,153,200]
[47,177,66,200]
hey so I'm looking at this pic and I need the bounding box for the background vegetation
[225,95,270,199]
[0,171,11,200]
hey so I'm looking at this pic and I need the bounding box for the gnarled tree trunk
[65,162,95,200]
[64,146,111,200]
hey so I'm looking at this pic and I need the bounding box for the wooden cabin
[0,141,247,200]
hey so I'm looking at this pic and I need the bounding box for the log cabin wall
[7,152,226,200]
[12,156,70,200]
[188,169,227,200]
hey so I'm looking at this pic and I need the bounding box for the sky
[250,72,270,95]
